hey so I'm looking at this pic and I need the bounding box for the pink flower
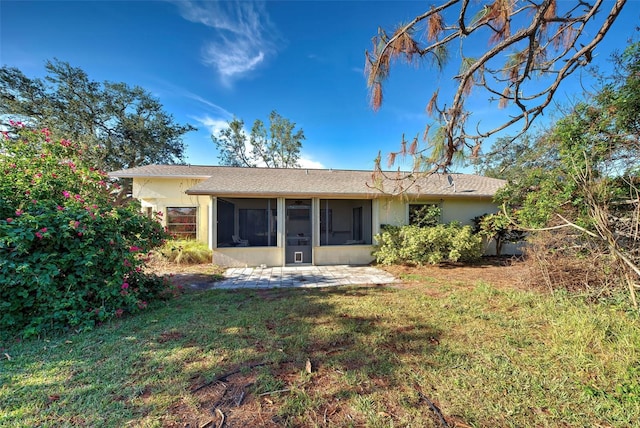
[15,209,23,216]
[35,232,43,239]
[115,308,124,317]
[129,246,141,252]
[121,282,129,290]
[62,191,71,199]
[137,301,148,309]
[123,259,132,267]
[6,218,13,223]
[57,205,64,211]
[40,227,47,233]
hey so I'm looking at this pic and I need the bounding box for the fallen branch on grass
[214,408,225,428]
[191,360,292,393]
[417,391,449,428]
[258,388,291,397]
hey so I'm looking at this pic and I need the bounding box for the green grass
[2,280,640,427]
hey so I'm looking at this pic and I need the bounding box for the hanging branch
[365,0,628,192]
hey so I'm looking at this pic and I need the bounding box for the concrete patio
[209,265,398,289]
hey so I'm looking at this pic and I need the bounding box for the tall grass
[153,239,212,264]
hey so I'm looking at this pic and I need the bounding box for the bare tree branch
[365,0,628,185]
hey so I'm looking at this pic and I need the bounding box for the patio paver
[196,265,397,290]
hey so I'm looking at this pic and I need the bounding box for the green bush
[373,223,482,265]
[154,239,213,264]
[0,124,171,338]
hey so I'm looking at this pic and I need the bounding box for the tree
[365,0,628,174]
[485,42,640,304]
[212,110,304,168]
[0,59,196,172]
[0,124,172,338]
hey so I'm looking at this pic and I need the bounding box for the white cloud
[174,1,279,85]
[185,93,234,118]
[192,115,231,136]
[298,157,325,169]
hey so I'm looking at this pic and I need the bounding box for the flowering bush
[0,124,171,338]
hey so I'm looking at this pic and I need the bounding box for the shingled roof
[108,165,505,198]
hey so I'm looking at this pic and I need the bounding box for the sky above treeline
[1,1,638,172]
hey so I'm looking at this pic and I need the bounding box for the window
[320,199,372,245]
[167,207,197,239]
[408,204,441,227]
[216,198,276,247]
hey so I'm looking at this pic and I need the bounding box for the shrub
[373,223,482,265]
[153,239,213,264]
[0,124,171,338]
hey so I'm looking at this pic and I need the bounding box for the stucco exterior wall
[132,178,210,242]
[313,245,374,265]
[212,247,283,267]
[377,197,498,227]
[439,199,499,225]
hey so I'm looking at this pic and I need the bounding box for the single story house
[108,165,507,267]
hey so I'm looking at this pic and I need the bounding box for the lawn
[1,264,640,427]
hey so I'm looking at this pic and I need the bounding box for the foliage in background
[212,110,304,168]
[153,239,213,265]
[482,42,640,305]
[0,59,196,173]
[473,213,526,257]
[0,125,172,338]
[373,223,482,265]
[407,204,441,228]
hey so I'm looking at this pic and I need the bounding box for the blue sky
[1,0,638,172]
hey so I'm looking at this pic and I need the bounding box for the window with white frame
[166,207,198,239]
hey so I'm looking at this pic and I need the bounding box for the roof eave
[108,173,212,179]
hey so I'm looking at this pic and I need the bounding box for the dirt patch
[380,257,533,291]
[148,261,226,288]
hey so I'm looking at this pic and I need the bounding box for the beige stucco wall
[377,197,498,228]
[132,177,210,243]
[313,245,374,265]
[212,247,283,267]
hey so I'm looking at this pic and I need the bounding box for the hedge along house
[108,165,506,267]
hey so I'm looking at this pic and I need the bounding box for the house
[108,165,506,267]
